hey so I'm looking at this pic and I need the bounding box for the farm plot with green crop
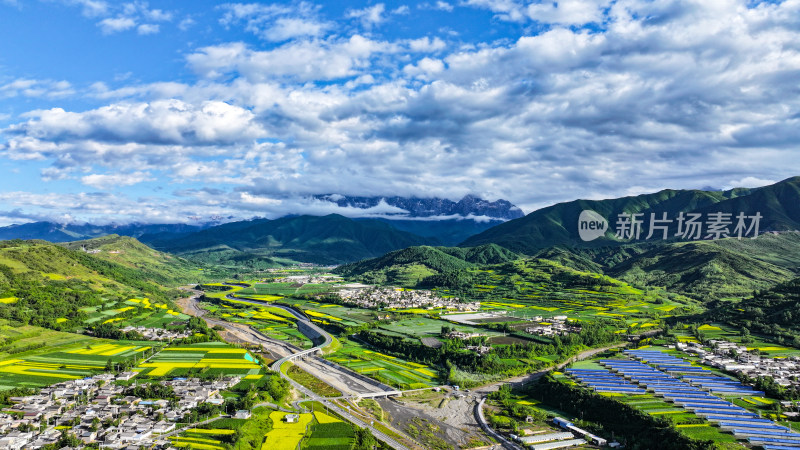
[236,282,334,297]
[304,420,355,450]
[327,339,440,389]
[170,427,236,450]
[135,341,264,378]
[0,339,154,390]
[377,317,502,341]
[81,297,190,328]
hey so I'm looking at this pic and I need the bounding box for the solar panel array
[565,349,800,447]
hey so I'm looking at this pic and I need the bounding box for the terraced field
[431,260,692,330]
[135,342,264,378]
[81,297,190,328]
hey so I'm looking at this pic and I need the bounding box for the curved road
[180,287,411,450]
[472,343,628,448]
[184,286,623,450]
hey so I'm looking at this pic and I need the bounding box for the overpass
[219,290,410,449]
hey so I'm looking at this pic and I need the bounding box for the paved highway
[180,288,412,449]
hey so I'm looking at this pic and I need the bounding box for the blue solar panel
[574,377,625,381]
[705,416,773,423]
[662,393,715,397]
[719,423,789,431]
[673,400,731,404]
[594,387,645,394]
[693,411,757,417]
[681,405,739,409]
[710,390,763,395]
[655,388,703,391]
[749,437,800,445]
[732,430,800,438]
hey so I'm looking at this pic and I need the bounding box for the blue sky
[0,0,799,225]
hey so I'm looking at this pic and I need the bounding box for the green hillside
[333,244,521,286]
[710,276,800,345]
[146,214,436,265]
[608,239,796,301]
[62,235,213,285]
[462,176,800,252]
[525,233,800,302]
[0,238,200,331]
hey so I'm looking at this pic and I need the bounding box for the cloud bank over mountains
[0,0,799,225]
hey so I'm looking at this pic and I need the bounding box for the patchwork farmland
[0,340,154,389]
[201,297,314,349]
[80,297,191,328]
[327,339,439,389]
[135,342,264,378]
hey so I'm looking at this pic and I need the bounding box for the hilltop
[606,235,800,300]
[334,244,521,286]
[0,238,206,331]
[62,234,214,286]
[462,176,800,252]
[144,214,438,265]
[0,222,204,243]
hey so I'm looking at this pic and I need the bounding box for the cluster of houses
[0,372,242,449]
[119,326,193,341]
[524,316,580,337]
[442,330,493,354]
[335,286,481,312]
[678,340,800,387]
[274,274,341,284]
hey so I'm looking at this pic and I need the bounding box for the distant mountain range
[0,194,523,248]
[315,194,524,220]
[0,221,205,243]
[142,214,440,265]
[462,176,800,253]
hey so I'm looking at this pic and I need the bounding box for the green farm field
[377,317,502,340]
[0,337,155,390]
[81,296,190,328]
[327,339,440,389]
[237,282,335,297]
[135,341,265,378]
